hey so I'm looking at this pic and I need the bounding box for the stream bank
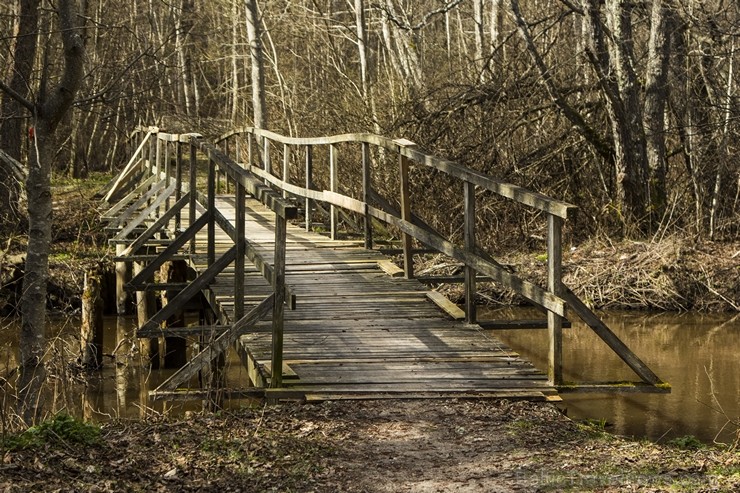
[1,400,738,492]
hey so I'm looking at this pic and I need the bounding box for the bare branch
[0,79,35,113]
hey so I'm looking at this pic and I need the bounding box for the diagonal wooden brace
[136,244,238,335]
[153,294,275,392]
[127,212,210,288]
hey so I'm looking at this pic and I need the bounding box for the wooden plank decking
[191,196,559,402]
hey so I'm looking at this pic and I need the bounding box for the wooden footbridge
[101,126,668,403]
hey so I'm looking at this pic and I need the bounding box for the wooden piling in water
[160,259,188,368]
[134,259,159,368]
[80,270,104,368]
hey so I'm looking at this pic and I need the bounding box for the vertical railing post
[154,135,163,218]
[263,137,271,174]
[362,142,373,249]
[547,213,564,386]
[148,128,156,177]
[464,181,476,323]
[235,135,241,165]
[329,144,338,240]
[163,138,171,212]
[282,143,290,198]
[398,148,413,279]
[270,214,287,388]
[155,135,162,180]
[234,179,245,321]
[207,153,216,267]
[175,138,183,232]
[247,133,253,171]
[189,138,197,254]
[305,145,313,232]
[223,138,231,194]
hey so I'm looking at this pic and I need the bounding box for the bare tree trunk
[0,0,41,231]
[245,0,267,129]
[230,0,240,124]
[354,0,380,133]
[710,37,735,240]
[473,0,485,75]
[643,0,673,225]
[12,0,85,424]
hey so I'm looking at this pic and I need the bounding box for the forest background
[1,0,738,242]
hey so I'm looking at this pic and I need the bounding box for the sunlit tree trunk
[245,0,267,129]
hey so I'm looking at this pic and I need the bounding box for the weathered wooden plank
[426,291,466,320]
[102,175,156,220]
[108,179,165,230]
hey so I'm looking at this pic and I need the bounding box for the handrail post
[464,181,476,323]
[247,133,253,171]
[399,150,413,278]
[207,153,216,267]
[223,138,231,194]
[547,213,564,385]
[148,129,155,175]
[282,143,291,199]
[329,144,338,240]
[263,137,271,174]
[362,142,373,249]
[234,179,245,320]
[175,139,183,232]
[163,139,171,212]
[154,135,163,219]
[270,214,287,388]
[305,145,313,232]
[188,138,197,254]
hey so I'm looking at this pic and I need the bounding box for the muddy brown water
[1,310,738,444]
[483,307,739,445]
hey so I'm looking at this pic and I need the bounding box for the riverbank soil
[1,400,738,492]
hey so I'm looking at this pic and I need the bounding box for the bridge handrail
[217,127,577,219]
[111,125,663,392]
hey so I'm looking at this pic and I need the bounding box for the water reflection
[2,311,738,444]
[484,307,740,444]
[0,315,253,422]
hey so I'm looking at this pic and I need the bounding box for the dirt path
[1,400,738,492]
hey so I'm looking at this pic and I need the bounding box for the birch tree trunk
[245,0,267,129]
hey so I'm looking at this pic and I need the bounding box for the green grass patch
[666,435,705,450]
[2,413,101,450]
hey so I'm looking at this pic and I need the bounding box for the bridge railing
[216,127,663,389]
[108,125,297,391]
